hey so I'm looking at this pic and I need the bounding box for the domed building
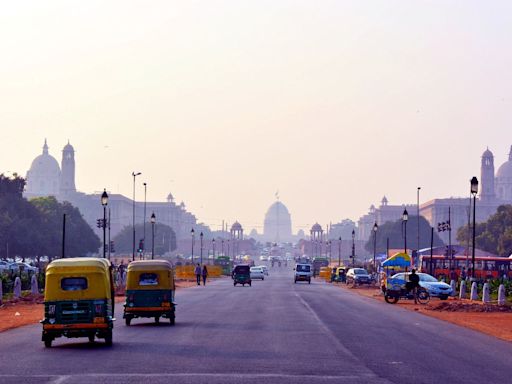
[495,146,512,201]
[25,140,61,198]
[263,201,292,243]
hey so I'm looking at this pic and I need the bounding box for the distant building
[24,140,202,241]
[420,146,512,245]
[263,200,293,243]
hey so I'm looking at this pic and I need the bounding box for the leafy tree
[31,197,101,258]
[112,223,176,256]
[364,215,444,254]
[457,205,512,256]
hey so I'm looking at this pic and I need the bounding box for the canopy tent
[382,252,412,268]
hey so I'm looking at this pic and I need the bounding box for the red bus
[419,255,512,279]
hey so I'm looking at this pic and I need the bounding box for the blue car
[391,272,453,300]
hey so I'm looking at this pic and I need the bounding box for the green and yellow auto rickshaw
[123,260,176,325]
[41,257,115,347]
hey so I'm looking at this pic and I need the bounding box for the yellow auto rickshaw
[123,260,176,326]
[41,257,115,348]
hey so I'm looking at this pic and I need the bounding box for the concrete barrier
[450,280,457,297]
[13,277,21,298]
[482,283,490,304]
[31,275,38,295]
[470,282,478,301]
[498,284,506,306]
[459,280,467,299]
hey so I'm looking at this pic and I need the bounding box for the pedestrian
[449,267,458,282]
[202,265,208,286]
[194,263,201,286]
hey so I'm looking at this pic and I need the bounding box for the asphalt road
[0,266,511,384]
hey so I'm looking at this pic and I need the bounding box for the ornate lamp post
[212,238,216,263]
[200,232,204,265]
[402,209,409,254]
[351,229,356,267]
[338,236,342,266]
[470,177,479,279]
[101,189,108,259]
[373,222,378,273]
[131,172,141,261]
[191,228,195,263]
[150,212,156,260]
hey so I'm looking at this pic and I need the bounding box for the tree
[364,215,444,254]
[113,223,176,256]
[457,205,512,256]
[31,197,101,258]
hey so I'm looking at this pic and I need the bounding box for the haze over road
[0,267,510,384]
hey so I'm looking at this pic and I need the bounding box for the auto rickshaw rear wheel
[125,317,131,326]
[88,334,95,343]
[105,330,113,346]
[384,294,399,304]
[169,316,175,326]
[155,316,160,324]
[44,339,52,348]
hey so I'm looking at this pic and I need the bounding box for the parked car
[250,266,265,280]
[294,263,312,284]
[346,268,371,285]
[15,262,39,274]
[0,261,20,274]
[391,272,453,300]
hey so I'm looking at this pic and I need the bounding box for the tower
[480,148,495,202]
[60,140,76,197]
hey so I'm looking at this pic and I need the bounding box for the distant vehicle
[15,262,39,274]
[391,272,453,300]
[0,261,19,274]
[419,255,512,280]
[214,256,232,275]
[259,255,268,261]
[346,268,371,285]
[232,264,252,287]
[312,257,329,277]
[250,267,265,280]
[294,263,312,284]
[259,265,269,276]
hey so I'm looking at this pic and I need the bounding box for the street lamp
[212,238,216,262]
[338,236,342,266]
[402,209,409,254]
[143,182,147,258]
[150,212,156,260]
[351,229,356,267]
[373,222,378,273]
[200,232,204,265]
[470,176,479,279]
[327,240,332,265]
[191,228,195,263]
[101,189,108,259]
[131,172,141,261]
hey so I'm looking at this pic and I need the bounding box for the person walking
[194,263,201,286]
[202,265,208,286]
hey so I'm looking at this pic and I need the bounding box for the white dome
[263,201,292,242]
[26,140,61,196]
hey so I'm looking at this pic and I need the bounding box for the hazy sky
[1,1,511,233]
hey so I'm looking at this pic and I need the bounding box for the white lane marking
[50,375,71,384]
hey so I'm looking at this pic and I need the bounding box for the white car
[250,266,265,280]
[259,265,269,276]
[16,262,39,274]
[259,255,268,261]
[0,261,19,274]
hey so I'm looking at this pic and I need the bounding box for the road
[0,266,511,384]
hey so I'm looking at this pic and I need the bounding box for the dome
[63,140,74,152]
[231,221,243,231]
[496,146,512,179]
[311,223,322,232]
[263,200,293,242]
[25,140,61,196]
[265,201,290,218]
[482,147,493,157]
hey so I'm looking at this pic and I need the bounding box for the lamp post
[221,239,224,256]
[373,222,378,273]
[200,232,204,265]
[143,182,147,258]
[351,229,356,267]
[470,176,479,279]
[131,172,141,261]
[417,187,421,251]
[150,212,156,260]
[403,209,409,254]
[212,238,216,263]
[327,240,332,265]
[191,228,195,264]
[101,189,108,259]
[338,236,342,266]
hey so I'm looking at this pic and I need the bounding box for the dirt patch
[332,281,512,342]
[0,279,199,333]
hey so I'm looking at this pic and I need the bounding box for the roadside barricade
[175,265,223,280]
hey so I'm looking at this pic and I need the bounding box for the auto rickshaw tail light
[48,304,56,316]
[163,293,168,302]
[93,317,105,324]
[95,304,103,315]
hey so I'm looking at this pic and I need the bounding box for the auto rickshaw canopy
[44,257,112,302]
[126,260,175,291]
[382,253,412,268]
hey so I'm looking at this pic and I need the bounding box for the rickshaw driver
[406,269,420,304]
